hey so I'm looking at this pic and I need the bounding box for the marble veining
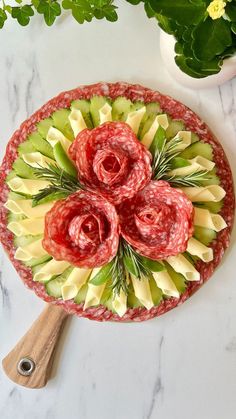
[0,2,236,419]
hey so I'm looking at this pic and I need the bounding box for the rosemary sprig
[32,163,83,205]
[164,170,210,187]
[152,136,183,180]
[110,241,129,296]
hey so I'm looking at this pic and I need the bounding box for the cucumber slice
[25,255,51,268]
[200,169,220,186]
[71,99,93,128]
[171,157,190,169]
[180,141,213,160]
[6,170,17,182]
[18,141,37,155]
[37,118,53,139]
[90,96,110,126]
[149,276,163,306]
[13,158,38,180]
[145,102,161,115]
[74,283,88,304]
[8,212,25,223]
[194,226,217,246]
[53,142,77,177]
[130,101,145,112]
[14,234,42,248]
[194,200,223,214]
[127,289,142,308]
[165,263,187,294]
[45,275,67,298]
[112,97,132,121]
[51,109,74,141]
[191,133,200,143]
[166,119,185,139]
[139,113,158,140]
[28,132,54,159]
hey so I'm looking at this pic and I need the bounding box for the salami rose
[119,181,194,260]
[43,191,119,268]
[69,121,152,205]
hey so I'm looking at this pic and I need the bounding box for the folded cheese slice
[7,177,50,195]
[168,156,215,177]
[61,268,92,301]
[131,275,154,310]
[69,109,87,137]
[8,218,45,236]
[22,152,55,169]
[46,127,71,154]
[194,207,227,231]
[126,107,146,135]
[83,268,107,310]
[187,237,213,262]
[152,271,179,298]
[180,185,226,202]
[141,114,169,148]
[112,289,128,317]
[4,199,53,218]
[15,239,47,261]
[99,103,112,124]
[167,254,200,281]
[173,131,192,151]
[33,259,70,282]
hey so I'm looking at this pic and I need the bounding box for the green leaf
[144,2,156,18]
[0,8,7,28]
[37,0,61,26]
[150,0,206,25]
[125,0,142,4]
[175,55,209,78]
[225,3,236,22]
[123,254,140,277]
[89,262,113,285]
[101,5,118,22]
[11,5,34,26]
[140,256,165,272]
[192,18,232,61]
[231,23,236,36]
[149,125,166,157]
[62,0,92,23]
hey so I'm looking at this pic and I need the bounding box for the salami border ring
[0,82,234,322]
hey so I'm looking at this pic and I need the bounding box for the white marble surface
[0,3,236,419]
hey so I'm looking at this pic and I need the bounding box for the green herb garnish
[164,170,210,188]
[152,136,183,180]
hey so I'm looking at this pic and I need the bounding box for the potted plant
[149,0,236,88]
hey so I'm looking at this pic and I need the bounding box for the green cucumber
[45,267,73,297]
[14,234,42,248]
[166,119,185,139]
[165,263,187,294]
[194,200,223,214]
[18,141,37,155]
[71,99,93,128]
[25,255,51,268]
[139,102,161,139]
[191,133,200,143]
[53,142,77,177]
[74,283,89,304]
[149,276,163,306]
[51,109,74,141]
[13,158,38,180]
[8,212,25,223]
[37,118,53,139]
[90,96,110,126]
[6,170,17,182]
[28,132,54,159]
[171,157,191,169]
[200,169,220,186]
[127,286,142,308]
[112,97,132,121]
[180,141,213,160]
[194,226,217,246]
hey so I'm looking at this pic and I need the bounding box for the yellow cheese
[167,254,200,281]
[194,207,227,231]
[173,131,192,151]
[61,268,92,301]
[33,259,70,283]
[22,152,55,169]
[69,108,87,137]
[180,185,226,202]
[168,155,215,177]
[4,199,53,218]
[112,289,127,317]
[46,127,71,154]
[152,271,179,298]
[99,103,112,124]
[7,177,50,195]
[126,106,146,135]
[187,237,213,262]
[15,239,47,261]
[83,268,107,310]
[131,275,154,310]
[8,218,45,236]
[141,114,169,148]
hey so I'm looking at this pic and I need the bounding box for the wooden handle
[2,304,69,389]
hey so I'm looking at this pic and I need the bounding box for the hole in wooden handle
[17,357,35,376]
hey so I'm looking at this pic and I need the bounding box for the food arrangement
[0,82,234,322]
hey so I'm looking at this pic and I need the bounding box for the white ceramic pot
[160,31,236,89]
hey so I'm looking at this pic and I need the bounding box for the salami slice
[69,122,152,205]
[0,82,234,322]
[119,181,194,260]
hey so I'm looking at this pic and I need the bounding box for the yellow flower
[207,0,226,20]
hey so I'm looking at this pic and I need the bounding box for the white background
[0,2,236,419]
